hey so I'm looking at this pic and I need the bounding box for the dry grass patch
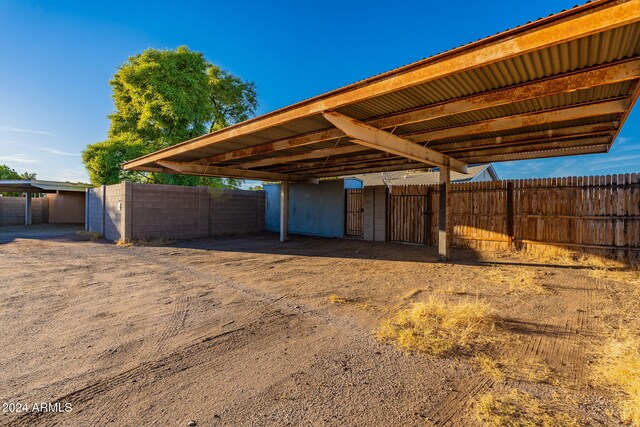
[473,353,552,384]
[116,237,173,247]
[374,298,499,357]
[328,294,379,311]
[473,353,505,382]
[474,389,578,427]
[76,230,102,241]
[328,294,349,304]
[589,268,640,285]
[592,329,640,425]
[485,268,549,295]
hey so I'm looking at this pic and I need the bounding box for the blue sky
[0,0,638,183]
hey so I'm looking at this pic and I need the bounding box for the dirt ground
[0,230,638,426]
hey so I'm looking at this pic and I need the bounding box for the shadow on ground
[0,224,84,244]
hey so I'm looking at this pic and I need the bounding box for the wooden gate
[389,193,430,244]
[345,189,363,237]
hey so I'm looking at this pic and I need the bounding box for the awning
[123,0,640,182]
[0,180,90,193]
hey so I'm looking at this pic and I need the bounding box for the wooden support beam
[438,167,450,261]
[280,181,289,242]
[237,145,366,169]
[506,182,514,249]
[323,111,468,174]
[460,144,609,163]
[271,131,615,173]
[155,160,317,183]
[123,2,640,170]
[300,158,416,175]
[451,135,610,158]
[313,162,428,177]
[431,122,619,152]
[267,152,394,172]
[404,98,629,143]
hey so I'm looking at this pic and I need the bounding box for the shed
[0,180,89,225]
[264,179,362,238]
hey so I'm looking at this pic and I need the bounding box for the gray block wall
[0,197,48,226]
[86,184,129,240]
[210,188,265,235]
[86,183,265,241]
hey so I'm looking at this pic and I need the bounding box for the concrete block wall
[209,188,265,235]
[86,183,265,241]
[130,184,209,240]
[0,196,48,226]
[86,187,105,235]
[104,183,128,241]
[363,185,387,242]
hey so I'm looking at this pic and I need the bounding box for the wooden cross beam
[322,111,468,174]
[156,160,317,183]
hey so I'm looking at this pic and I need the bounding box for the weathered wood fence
[386,173,640,259]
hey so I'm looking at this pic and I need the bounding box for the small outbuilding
[0,180,89,226]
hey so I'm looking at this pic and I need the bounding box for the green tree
[0,164,22,180]
[0,164,37,196]
[83,46,256,187]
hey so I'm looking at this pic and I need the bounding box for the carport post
[280,181,289,242]
[438,167,450,261]
[24,192,32,225]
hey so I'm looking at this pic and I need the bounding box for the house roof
[0,180,90,193]
[122,0,640,183]
[346,164,498,186]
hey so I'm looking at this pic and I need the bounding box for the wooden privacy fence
[386,173,640,259]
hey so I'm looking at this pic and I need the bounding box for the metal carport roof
[123,0,640,182]
[0,180,90,193]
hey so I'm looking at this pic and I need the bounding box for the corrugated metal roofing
[123,0,640,180]
[347,164,497,186]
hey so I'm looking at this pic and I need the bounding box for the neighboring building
[0,180,89,226]
[345,164,498,186]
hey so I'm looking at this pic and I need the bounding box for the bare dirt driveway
[0,232,637,426]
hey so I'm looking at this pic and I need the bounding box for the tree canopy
[0,164,35,180]
[83,46,257,187]
[0,164,36,196]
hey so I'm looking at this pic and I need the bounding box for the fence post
[425,186,432,246]
[438,167,450,260]
[506,181,514,250]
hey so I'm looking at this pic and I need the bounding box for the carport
[0,180,89,225]
[123,0,640,259]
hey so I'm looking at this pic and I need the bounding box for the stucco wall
[48,192,85,224]
[265,179,362,238]
[0,196,48,226]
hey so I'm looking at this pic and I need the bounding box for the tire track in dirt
[10,324,247,427]
[512,277,596,383]
[427,270,599,426]
[427,375,495,426]
[11,247,368,426]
